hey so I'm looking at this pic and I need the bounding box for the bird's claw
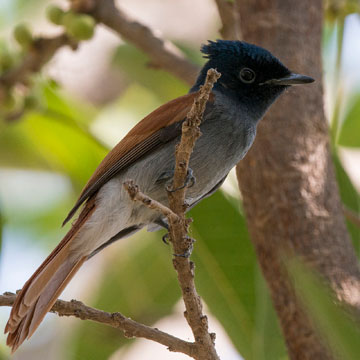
[167,168,196,193]
[173,250,192,258]
[173,236,195,258]
[162,233,170,245]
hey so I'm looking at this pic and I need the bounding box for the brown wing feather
[63,92,208,225]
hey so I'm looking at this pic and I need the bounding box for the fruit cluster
[0,6,96,116]
[46,5,95,40]
[12,6,96,51]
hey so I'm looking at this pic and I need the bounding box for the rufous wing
[63,91,214,225]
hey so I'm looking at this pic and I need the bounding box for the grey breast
[124,90,257,207]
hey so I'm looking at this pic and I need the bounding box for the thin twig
[169,68,221,203]
[214,0,242,40]
[0,292,196,357]
[0,34,74,102]
[123,180,179,223]
[166,68,221,360]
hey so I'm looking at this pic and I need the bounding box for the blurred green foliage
[0,1,360,360]
[191,192,287,359]
[0,206,2,255]
[333,154,360,255]
[338,94,360,147]
[289,259,360,360]
[113,44,190,102]
[0,80,107,190]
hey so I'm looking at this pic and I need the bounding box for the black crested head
[190,40,314,117]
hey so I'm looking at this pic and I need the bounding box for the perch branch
[0,292,196,357]
[167,68,221,360]
[124,68,221,360]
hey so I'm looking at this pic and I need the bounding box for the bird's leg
[154,219,194,257]
[154,219,170,245]
[169,167,196,192]
[156,168,196,192]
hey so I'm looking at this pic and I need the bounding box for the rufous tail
[5,196,96,353]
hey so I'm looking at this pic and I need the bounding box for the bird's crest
[201,40,284,68]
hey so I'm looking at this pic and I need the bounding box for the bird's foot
[156,168,196,192]
[154,219,170,245]
[167,168,196,193]
[173,236,195,258]
[162,233,170,245]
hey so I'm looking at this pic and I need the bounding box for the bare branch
[123,180,179,223]
[214,0,242,40]
[166,68,221,360]
[83,0,199,85]
[0,292,196,357]
[0,34,74,101]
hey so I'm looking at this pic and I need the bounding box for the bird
[5,39,314,352]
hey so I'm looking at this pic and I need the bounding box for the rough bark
[235,1,360,359]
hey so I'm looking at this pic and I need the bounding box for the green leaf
[338,94,360,147]
[0,204,3,255]
[2,189,73,248]
[0,118,49,170]
[288,259,360,360]
[191,191,287,360]
[113,44,189,102]
[332,153,360,256]
[68,233,180,359]
[0,81,108,191]
[20,111,106,189]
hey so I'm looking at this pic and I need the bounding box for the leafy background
[0,0,360,359]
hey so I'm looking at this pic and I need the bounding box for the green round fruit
[13,23,32,48]
[62,11,77,29]
[46,5,65,25]
[65,14,95,40]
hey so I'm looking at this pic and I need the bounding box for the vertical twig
[124,68,221,360]
[166,68,221,360]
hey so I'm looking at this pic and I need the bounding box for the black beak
[262,73,315,86]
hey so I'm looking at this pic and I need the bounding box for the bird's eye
[239,68,256,84]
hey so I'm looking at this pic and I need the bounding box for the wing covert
[63,92,213,225]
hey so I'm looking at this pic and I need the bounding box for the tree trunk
[235,1,360,359]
